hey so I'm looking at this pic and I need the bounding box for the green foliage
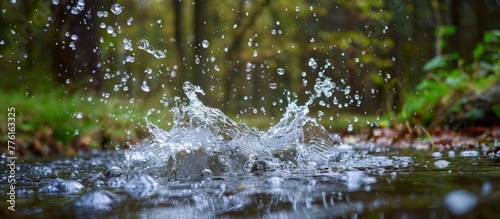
[401,29,500,126]
[0,85,170,147]
[492,104,500,118]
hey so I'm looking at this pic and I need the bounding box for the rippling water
[2,82,500,218]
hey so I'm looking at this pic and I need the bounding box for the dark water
[1,147,500,219]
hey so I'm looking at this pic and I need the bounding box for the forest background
[1,0,499,156]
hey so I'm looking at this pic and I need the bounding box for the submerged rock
[39,179,84,194]
[106,166,123,178]
[124,175,158,197]
[73,190,119,211]
[163,146,261,179]
[251,160,270,174]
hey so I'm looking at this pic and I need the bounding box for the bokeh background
[1,0,499,156]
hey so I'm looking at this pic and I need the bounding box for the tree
[52,0,103,92]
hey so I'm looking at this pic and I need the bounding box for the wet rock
[272,147,297,163]
[106,177,126,188]
[106,166,122,178]
[164,147,248,180]
[124,175,158,197]
[73,190,119,211]
[39,179,84,194]
[200,169,212,178]
[447,84,500,129]
[251,160,270,174]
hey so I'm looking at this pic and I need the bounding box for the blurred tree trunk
[222,0,270,111]
[450,0,463,59]
[194,0,211,104]
[173,0,187,93]
[52,0,102,92]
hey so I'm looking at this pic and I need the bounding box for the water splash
[125,80,344,179]
[137,39,166,59]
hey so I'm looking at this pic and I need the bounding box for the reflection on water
[2,148,500,218]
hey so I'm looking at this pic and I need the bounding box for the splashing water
[137,39,166,59]
[124,80,348,179]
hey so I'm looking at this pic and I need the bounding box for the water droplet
[202,39,209,48]
[269,83,278,89]
[52,0,59,5]
[70,34,78,40]
[106,26,114,34]
[295,6,300,12]
[110,3,123,15]
[71,7,79,14]
[344,86,351,95]
[141,83,150,92]
[76,0,85,10]
[152,50,166,59]
[129,98,135,103]
[137,39,149,50]
[308,58,317,69]
[277,68,285,75]
[76,112,83,119]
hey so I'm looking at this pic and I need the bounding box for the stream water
[2,82,500,218]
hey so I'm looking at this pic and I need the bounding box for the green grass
[0,87,172,149]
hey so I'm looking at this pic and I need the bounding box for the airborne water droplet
[277,68,285,75]
[106,26,114,34]
[137,39,149,50]
[152,50,166,59]
[111,3,123,15]
[344,86,351,95]
[269,83,278,89]
[202,39,209,48]
[308,58,318,69]
[141,83,150,92]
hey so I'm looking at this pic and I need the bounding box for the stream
[2,82,500,218]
